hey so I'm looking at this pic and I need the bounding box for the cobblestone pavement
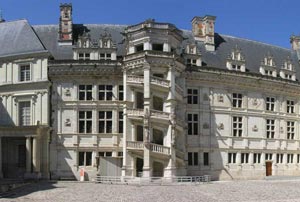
[2,180,300,202]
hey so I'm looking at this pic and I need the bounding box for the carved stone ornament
[203,123,210,129]
[65,118,71,127]
[203,94,209,101]
[217,95,224,103]
[252,98,258,106]
[65,89,71,96]
[280,127,284,133]
[217,123,224,130]
[252,125,258,132]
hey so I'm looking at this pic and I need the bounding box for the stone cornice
[48,60,123,77]
[0,51,50,62]
[185,66,300,95]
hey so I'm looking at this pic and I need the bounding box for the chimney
[290,35,300,51]
[58,3,73,45]
[191,15,216,51]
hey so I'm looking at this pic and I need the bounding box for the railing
[127,75,169,89]
[151,77,170,88]
[95,175,211,185]
[127,141,144,150]
[127,75,144,83]
[150,143,170,155]
[151,110,169,119]
[127,109,144,117]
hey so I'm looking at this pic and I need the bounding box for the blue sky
[1,0,300,48]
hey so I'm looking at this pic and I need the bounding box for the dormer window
[187,59,197,66]
[260,53,277,77]
[226,45,246,72]
[185,44,201,67]
[279,56,296,81]
[78,53,90,60]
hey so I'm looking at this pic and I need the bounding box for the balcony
[127,75,170,91]
[126,141,170,156]
[127,141,144,150]
[127,109,170,122]
[150,143,170,155]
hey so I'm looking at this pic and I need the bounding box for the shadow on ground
[0,181,60,199]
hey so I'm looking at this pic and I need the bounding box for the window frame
[78,151,93,166]
[79,85,93,101]
[253,153,261,164]
[187,113,198,135]
[287,100,295,114]
[232,93,243,108]
[98,85,113,101]
[232,116,243,137]
[19,64,31,82]
[228,152,237,164]
[19,101,31,126]
[266,97,275,111]
[188,152,198,166]
[78,111,93,134]
[287,121,295,140]
[187,88,198,104]
[98,111,113,133]
[266,119,275,139]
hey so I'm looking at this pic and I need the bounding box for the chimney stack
[191,15,216,51]
[58,3,73,45]
[290,35,300,51]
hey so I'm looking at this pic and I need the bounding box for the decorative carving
[203,93,209,101]
[252,98,258,106]
[252,125,258,132]
[217,123,224,130]
[64,89,71,96]
[65,118,71,127]
[217,95,224,102]
[203,123,210,129]
[280,127,284,133]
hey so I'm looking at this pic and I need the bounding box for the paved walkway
[1,180,300,202]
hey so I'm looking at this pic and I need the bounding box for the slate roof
[33,24,126,59]
[182,30,300,80]
[1,20,299,80]
[0,20,47,58]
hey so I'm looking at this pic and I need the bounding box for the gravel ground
[2,180,300,202]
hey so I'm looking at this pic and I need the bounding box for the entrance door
[266,161,272,176]
[136,158,143,177]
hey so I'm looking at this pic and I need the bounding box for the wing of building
[0,3,300,180]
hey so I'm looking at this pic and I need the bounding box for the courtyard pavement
[1,179,300,202]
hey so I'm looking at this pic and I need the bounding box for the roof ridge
[0,19,27,24]
[220,34,291,51]
[180,29,291,51]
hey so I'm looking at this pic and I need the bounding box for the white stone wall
[186,74,300,180]
[0,57,49,126]
[51,78,124,180]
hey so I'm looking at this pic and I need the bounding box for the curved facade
[0,3,300,180]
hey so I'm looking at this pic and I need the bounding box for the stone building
[0,3,300,180]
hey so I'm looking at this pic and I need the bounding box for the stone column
[143,64,151,178]
[0,137,3,178]
[121,70,128,177]
[32,137,41,173]
[26,137,32,173]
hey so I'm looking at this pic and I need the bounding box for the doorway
[266,161,272,176]
[136,158,143,177]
